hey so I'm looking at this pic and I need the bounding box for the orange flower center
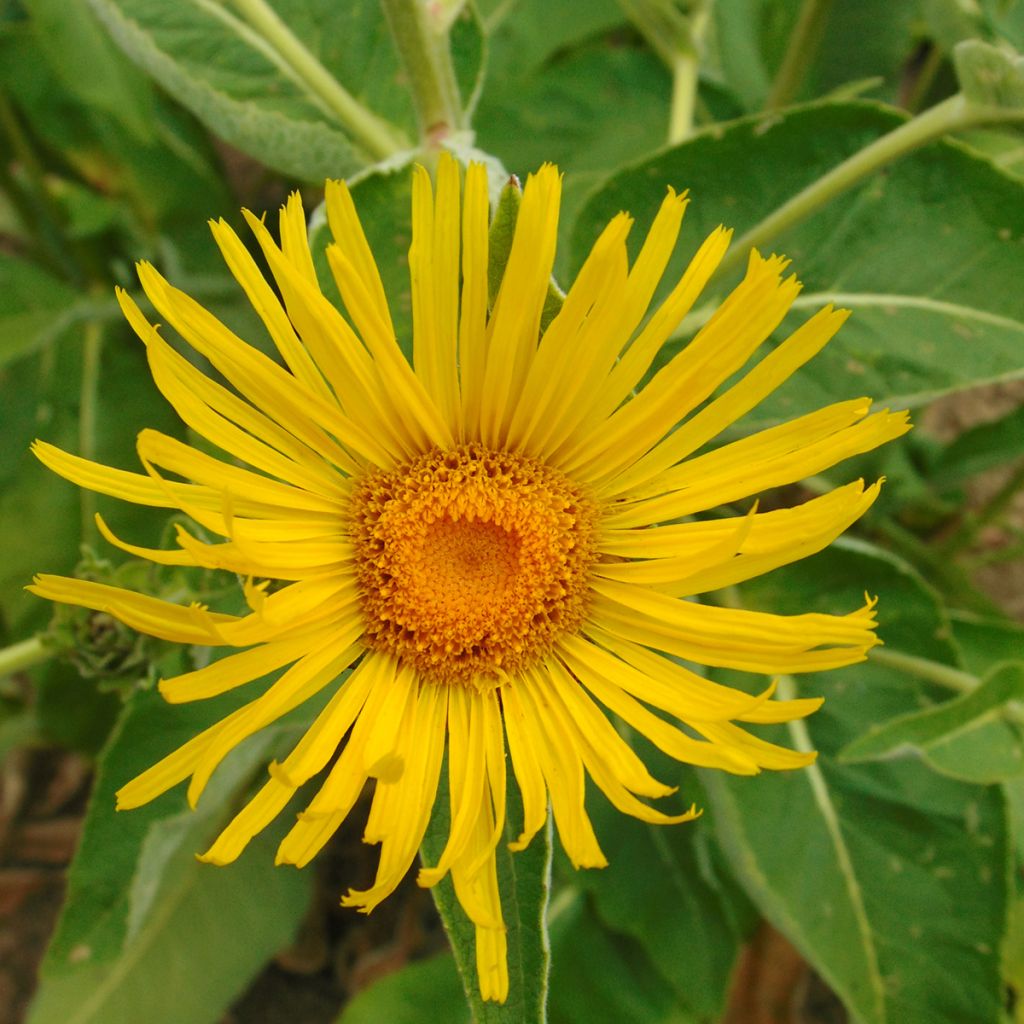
[350,444,598,688]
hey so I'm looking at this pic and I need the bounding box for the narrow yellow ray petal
[28,575,232,644]
[208,217,333,401]
[516,671,607,869]
[212,575,358,647]
[326,244,448,450]
[278,191,319,286]
[546,658,675,798]
[593,502,757,591]
[268,650,388,790]
[31,440,240,516]
[158,628,332,703]
[449,790,506,930]
[599,478,871,557]
[431,152,462,424]
[199,776,296,865]
[458,162,490,439]
[123,280,385,471]
[561,251,801,478]
[591,587,878,675]
[242,210,415,457]
[570,224,732,434]
[526,189,689,457]
[187,635,365,806]
[135,429,342,516]
[559,640,762,773]
[550,678,703,823]
[115,703,251,809]
[94,513,197,566]
[500,681,552,853]
[605,408,911,528]
[137,320,349,489]
[671,482,882,597]
[479,165,562,448]
[507,214,631,454]
[146,348,348,499]
[418,685,485,886]
[601,304,850,496]
[344,681,447,914]
[695,719,817,770]
[324,177,394,332]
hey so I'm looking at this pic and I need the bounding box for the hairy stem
[380,0,466,146]
[712,94,1024,285]
[868,646,977,695]
[231,0,408,159]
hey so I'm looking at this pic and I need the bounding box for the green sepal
[486,178,565,332]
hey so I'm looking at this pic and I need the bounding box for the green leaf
[0,253,83,368]
[28,685,312,1024]
[839,662,1024,784]
[85,0,406,180]
[0,329,188,636]
[548,891,696,1024]
[949,611,1024,676]
[570,101,1024,426]
[337,953,469,1024]
[420,758,551,1023]
[703,542,1011,1024]
[337,887,699,1024]
[573,779,741,1020]
[475,0,674,179]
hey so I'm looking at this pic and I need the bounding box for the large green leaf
[703,542,1011,1024]
[28,684,312,1024]
[572,777,742,1021]
[337,885,701,1024]
[85,0,486,180]
[840,662,1024,784]
[337,953,469,1024]
[85,0,372,180]
[570,102,1024,427]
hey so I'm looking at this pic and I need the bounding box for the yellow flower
[30,155,908,1003]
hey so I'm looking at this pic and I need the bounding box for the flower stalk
[0,636,52,679]
[230,0,408,159]
[711,92,1024,286]
[379,0,466,145]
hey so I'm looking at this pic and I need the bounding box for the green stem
[79,318,103,540]
[712,93,1024,286]
[0,636,52,678]
[668,52,699,144]
[868,646,977,694]
[229,0,408,159]
[764,0,834,111]
[620,0,709,144]
[379,0,466,146]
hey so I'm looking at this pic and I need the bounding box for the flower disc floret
[350,443,598,687]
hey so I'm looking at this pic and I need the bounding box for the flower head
[30,154,909,1002]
